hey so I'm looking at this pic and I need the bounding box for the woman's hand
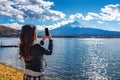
[41,35,47,41]
[47,33,52,40]
[42,33,52,41]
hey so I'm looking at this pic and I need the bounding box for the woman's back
[19,24,53,80]
[25,42,53,72]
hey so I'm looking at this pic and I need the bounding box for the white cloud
[99,4,120,21]
[1,23,22,30]
[0,18,74,31]
[36,25,44,31]
[97,21,104,24]
[69,12,99,21]
[41,9,65,21]
[0,0,7,4]
[69,4,120,22]
[0,0,65,22]
[37,19,74,30]
[69,13,83,20]
[84,12,99,21]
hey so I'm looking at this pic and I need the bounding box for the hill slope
[0,25,19,37]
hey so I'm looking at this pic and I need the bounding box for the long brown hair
[19,24,37,59]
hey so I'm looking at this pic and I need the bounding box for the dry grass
[0,63,60,80]
[0,63,23,80]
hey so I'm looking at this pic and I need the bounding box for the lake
[0,38,120,80]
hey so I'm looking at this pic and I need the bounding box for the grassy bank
[0,63,60,80]
[0,63,23,80]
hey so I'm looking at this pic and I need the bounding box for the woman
[19,24,53,80]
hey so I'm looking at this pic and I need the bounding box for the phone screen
[45,28,49,36]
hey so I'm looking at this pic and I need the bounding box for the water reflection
[82,40,108,80]
[0,47,24,70]
[0,38,120,80]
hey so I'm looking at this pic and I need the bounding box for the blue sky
[48,0,112,14]
[0,0,120,31]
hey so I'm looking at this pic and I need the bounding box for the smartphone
[45,28,49,36]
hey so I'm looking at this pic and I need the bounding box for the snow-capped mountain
[38,21,120,37]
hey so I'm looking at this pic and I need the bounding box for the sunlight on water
[82,39,108,80]
[0,38,120,80]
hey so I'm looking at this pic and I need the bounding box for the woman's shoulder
[31,44,43,56]
[32,43,41,48]
[31,44,43,52]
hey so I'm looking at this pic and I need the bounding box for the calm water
[0,38,120,80]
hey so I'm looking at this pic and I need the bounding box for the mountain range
[38,21,120,38]
[0,21,120,38]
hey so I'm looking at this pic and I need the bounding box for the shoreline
[0,45,18,47]
[1,36,120,38]
[0,63,60,80]
[0,63,23,80]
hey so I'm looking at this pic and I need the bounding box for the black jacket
[25,39,53,72]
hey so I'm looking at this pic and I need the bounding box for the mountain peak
[68,21,84,28]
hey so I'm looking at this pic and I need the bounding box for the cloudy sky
[0,0,120,31]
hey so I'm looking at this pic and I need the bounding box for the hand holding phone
[45,28,49,36]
